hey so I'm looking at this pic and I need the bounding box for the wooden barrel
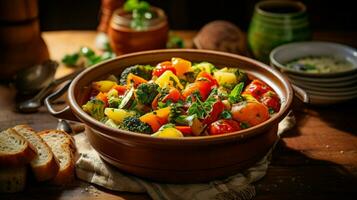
[0,0,38,22]
[0,0,49,80]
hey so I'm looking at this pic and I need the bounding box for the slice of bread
[0,166,27,193]
[13,125,59,182]
[0,128,36,166]
[39,130,75,185]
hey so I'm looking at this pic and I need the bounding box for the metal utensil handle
[53,68,85,85]
[44,81,80,122]
[30,68,85,104]
[292,84,309,103]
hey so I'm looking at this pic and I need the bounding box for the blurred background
[38,0,357,31]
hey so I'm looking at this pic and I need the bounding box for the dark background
[38,0,357,31]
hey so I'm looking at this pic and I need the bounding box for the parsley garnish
[220,110,232,119]
[228,82,244,104]
[187,88,219,119]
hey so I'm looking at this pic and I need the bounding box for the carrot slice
[139,113,162,132]
[127,73,148,88]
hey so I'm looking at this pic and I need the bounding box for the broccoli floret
[182,62,217,83]
[82,99,105,120]
[108,97,121,108]
[135,82,159,105]
[169,101,183,123]
[120,116,153,134]
[119,65,154,85]
[192,62,217,74]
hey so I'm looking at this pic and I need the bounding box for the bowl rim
[286,71,357,83]
[68,49,293,144]
[255,0,307,18]
[270,41,357,77]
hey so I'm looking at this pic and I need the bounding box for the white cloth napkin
[74,113,295,200]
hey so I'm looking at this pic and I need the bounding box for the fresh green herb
[123,0,152,30]
[240,122,250,129]
[174,115,189,125]
[124,0,150,12]
[168,101,184,123]
[220,110,232,119]
[158,100,172,109]
[187,92,206,118]
[268,108,275,115]
[62,53,79,66]
[166,34,184,48]
[201,89,219,116]
[228,82,244,104]
[187,88,218,119]
[62,46,115,68]
[217,87,229,99]
[80,47,95,57]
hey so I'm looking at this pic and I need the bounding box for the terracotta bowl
[47,49,293,183]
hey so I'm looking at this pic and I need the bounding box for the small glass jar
[248,1,311,63]
[108,6,169,55]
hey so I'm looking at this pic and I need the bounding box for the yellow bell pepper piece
[213,70,237,86]
[171,57,192,77]
[104,108,135,123]
[154,70,183,89]
[151,127,184,138]
[92,80,117,92]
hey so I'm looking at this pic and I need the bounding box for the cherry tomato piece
[209,119,241,135]
[175,126,192,136]
[152,61,176,77]
[243,79,272,99]
[113,85,127,95]
[231,101,270,126]
[196,71,219,87]
[182,80,212,101]
[203,100,225,125]
[260,91,280,113]
[161,87,182,103]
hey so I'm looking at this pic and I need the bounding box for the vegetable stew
[82,57,281,138]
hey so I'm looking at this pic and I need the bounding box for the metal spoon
[57,119,73,133]
[16,68,85,113]
[14,60,59,95]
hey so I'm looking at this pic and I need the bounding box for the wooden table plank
[1,30,357,200]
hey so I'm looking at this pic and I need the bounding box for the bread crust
[13,125,60,181]
[38,130,76,185]
[0,128,37,167]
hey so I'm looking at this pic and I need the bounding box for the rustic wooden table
[1,31,356,200]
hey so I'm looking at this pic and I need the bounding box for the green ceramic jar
[248,1,311,63]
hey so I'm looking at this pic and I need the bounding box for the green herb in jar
[123,0,153,30]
